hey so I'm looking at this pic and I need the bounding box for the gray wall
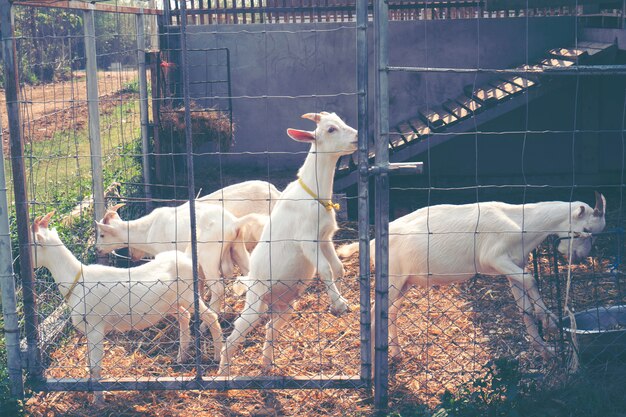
[182,17,576,171]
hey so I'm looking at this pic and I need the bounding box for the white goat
[198,180,280,216]
[337,193,607,363]
[218,112,357,374]
[198,180,279,252]
[31,212,222,403]
[97,180,277,259]
[95,203,251,313]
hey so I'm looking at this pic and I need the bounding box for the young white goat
[97,179,277,259]
[198,180,278,252]
[31,212,222,403]
[95,203,251,313]
[337,193,607,364]
[218,112,357,374]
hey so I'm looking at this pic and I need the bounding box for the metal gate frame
[0,0,393,406]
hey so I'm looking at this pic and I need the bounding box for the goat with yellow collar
[219,112,358,374]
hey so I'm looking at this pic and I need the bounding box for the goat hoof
[330,298,350,316]
[176,353,190,364]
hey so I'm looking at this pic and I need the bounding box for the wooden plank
[576,41,615,50]
[463,86,502,107]
[442,99,471,121]
[485,0,616,11]
[13,0,162,14]
[396,122,420,144]
[455,94,483,114]
[489,80,524,96]
[419,107,458,131]
[389,128,408,150]
[507,76,537,90]
[407,119,432,139]
[549,47,586,59]
[541,58,575,67]
[20,305,70,360]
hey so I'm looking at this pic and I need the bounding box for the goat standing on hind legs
[218,112,358,375]
[337,192,607,370]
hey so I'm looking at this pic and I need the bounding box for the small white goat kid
[31,212,222,403]
[338,193,607,362]
[218,112,357,374]
[95,203,251,312]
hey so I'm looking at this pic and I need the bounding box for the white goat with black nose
[338,193,607,365]
[218,112,358,374]
[31,212,222,403]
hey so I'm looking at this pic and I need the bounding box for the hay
[25,222,623,416]
[159,102,233,152]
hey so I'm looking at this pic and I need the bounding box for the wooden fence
[164,0,624,25]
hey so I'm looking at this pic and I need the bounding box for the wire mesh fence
[0,0,625,416]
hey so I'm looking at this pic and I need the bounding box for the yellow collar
[64,269,83,302]
[298,177,340,212]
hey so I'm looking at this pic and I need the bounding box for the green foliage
[10,7,137,84]
[0,308,24,417]
[437,358,529,417]
[13,6,83,84]
[94,13,137,69]
[120,79,140,94]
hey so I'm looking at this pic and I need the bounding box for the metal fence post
[136,12,154,211]
[83,7,107,263]
[374,0,390,411]
[178,0,204,378]
[356,0,372,385]
[0,0,43,384]
[0,128,25,400]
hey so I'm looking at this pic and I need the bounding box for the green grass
[0,93,144,413]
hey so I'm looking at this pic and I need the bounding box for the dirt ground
[25,226,624,417]
[0,70,139,153]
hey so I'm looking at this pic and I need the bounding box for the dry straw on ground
[25,221,624,416]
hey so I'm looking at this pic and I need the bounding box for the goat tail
[234,212,267,228]
[337,242,359,259]
[232,276,249,297]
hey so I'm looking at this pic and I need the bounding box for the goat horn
[593,191,605,217]
[32,216,42,232]
[301,113,323,123]
[109,203,126,212]
[40,211,55,228]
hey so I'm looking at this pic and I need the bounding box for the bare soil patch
[1,70,139,153]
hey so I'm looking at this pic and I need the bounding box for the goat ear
[301,113,323,123]
[102,210,120,225]
[35,232,45,243]
[575,205,586,219]
[287,128,316,143]
[593,191,606,217]
[40,211,55,229]
[96,222,115,234]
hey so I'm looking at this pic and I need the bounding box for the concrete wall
[180,17,576,172]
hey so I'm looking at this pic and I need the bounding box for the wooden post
[0,0,42,385]
[148,51,162,192]
[136,12,154,211]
